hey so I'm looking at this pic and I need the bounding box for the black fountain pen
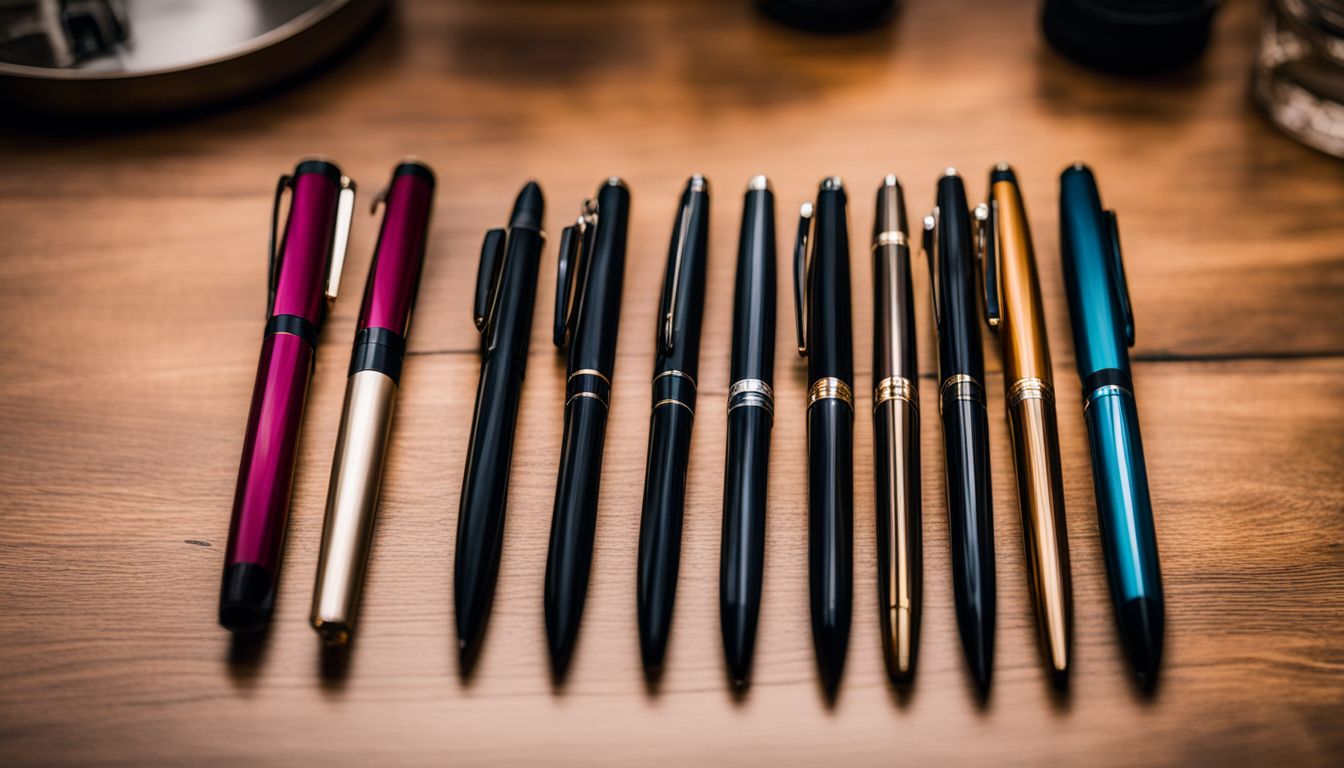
[922,169,996,697]
[793,176,855,699]
[637,175,710,677]
[720,175,776,688]
[545,177,631,681]
[455,181,546,669]
[872,175,922,685]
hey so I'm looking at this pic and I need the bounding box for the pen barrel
[1006,380,1072,678]
[637,393,695,668]
[545,394,611,658]
[310,369,398,643]
[454,354,526,647]
[272,162,343,323]
[356,162,435,337]
[939,382,996,673]
[1083,381,1161,609]
[221,330,315,629]
[873,391,921,682]
[720,399,772,675]
[806,396,853,664]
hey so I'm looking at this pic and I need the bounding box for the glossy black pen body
[922,169,996,697]
[636,175,709,677]
[720,175,776,688]
[454,181,545,667]
[872,175,922,685]
[544,178,630,681]
[793,177,855,699]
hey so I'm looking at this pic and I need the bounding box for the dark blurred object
[0,1,128,68]
[757,0,894,32]
[1042,0,1219,73]
[1254,0,1344,158]
[0,0,386,121]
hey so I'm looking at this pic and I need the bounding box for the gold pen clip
[921,208,942,333]
[1104,209,1135,346]
[973,200,1002,330]
[325,176,357,303]
[792,202,815,358]
[553,198,598,349]
[659,175,706,355]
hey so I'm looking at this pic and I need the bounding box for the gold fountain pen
[974,163,1073,686]
[310,161,436,645]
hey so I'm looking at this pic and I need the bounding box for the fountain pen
[638,175,710,676]
[793,176,854,699]
[922,169,995,696]
[974,164,1072,687]
[221,159,355,633]
[1059,163,1163,689]
[454,181,546,667]
[311,160,435,646]
[545,178,631,680]
[720,175,776,688]
[872,175,921,685]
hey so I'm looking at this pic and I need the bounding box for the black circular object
[1042,0,1220,74]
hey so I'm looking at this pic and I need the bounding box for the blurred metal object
[757,0,895,32]
[0,0,386,119]
[1254,0,1344,157]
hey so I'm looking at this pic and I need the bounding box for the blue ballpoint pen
[1059,163,1164,690]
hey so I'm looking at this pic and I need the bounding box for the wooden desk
[2,1,1341,765]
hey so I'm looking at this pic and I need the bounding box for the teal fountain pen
[1058,164,1163,690]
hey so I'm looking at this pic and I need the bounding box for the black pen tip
[813,625,849,701]
[989,162,1018,186]
[510,180,544,230]
[1121,596,1164,691]
[219,563,275,634]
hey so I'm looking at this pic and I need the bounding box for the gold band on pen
[940,374,985,401]
[873,376,918,412]
[570,368,610,386]
[652,398,693,413]
[1007,377,1054,408]
[873,230,907,249]
[808,377,853,410]
[566,391,607,408]
[653,369,696,388]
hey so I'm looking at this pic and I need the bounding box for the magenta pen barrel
[221,159,345,633]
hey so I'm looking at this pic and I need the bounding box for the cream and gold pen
[974,163,1072,686]
[872,175,921,684]
[311,160,435,645]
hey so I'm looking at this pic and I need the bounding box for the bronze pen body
[975,164,1072,685]
[872,176,921,683]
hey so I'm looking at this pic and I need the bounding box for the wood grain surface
[2,0,1343,765]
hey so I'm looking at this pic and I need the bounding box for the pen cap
[271,160,346,324]
[806,179,854,382]
[1059,164,1130,378]
[358,161,436,338]
[933,172,985,381]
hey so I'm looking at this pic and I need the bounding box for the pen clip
[475,228,506,332]
[325,175,357,303]
[659,184,699,355]
[973,202,1002,330]
[922,209,941,332]
[553,199,597,349]
[1105,209,1135,346]
[266,174,293,316]
[792,202,814,357]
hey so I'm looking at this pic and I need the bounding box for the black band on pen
[1083,367,1132,398]
[294,160,343,185]
[350,326,407,384]
[266,314,319,348]
[393,161,437,186]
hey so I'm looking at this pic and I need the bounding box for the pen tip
[944,167,960,177]
[747,174,771,192]
[820,175,844,191]
[689,173,708,193]
[1121,596,1164,691]
[510,181,545,230]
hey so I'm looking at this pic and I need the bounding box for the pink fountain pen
[220,159,355,633]
[311,160,435,645]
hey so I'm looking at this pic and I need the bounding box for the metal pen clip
[266,174,294,316]
[659,175,706,354]
[792,202,815,357]
[1104,209,1135,346]
[476,228,506,333]
[553,198,598,349]
[973,200,1002,330]
[325,176,357,303]
[922,208,942,332]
